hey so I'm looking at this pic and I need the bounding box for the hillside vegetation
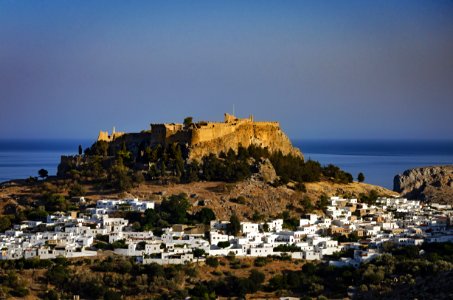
[59,142,355,192]
[0,242,452,299]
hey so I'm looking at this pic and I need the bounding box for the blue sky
[1,0,452,140]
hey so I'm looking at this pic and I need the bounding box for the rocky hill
[95,113,303,161]
[394,165,453,203]
[188,119,303,160]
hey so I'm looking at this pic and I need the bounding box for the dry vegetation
[0,180,396,220]
[1,178,397,221]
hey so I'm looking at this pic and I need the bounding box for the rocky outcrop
[394,165,453,203]
[255,158,278,184]
[188,122,303,161]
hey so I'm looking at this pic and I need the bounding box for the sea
[0,139,452,190]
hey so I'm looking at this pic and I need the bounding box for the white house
[241,222,259,234]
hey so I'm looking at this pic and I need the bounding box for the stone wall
[191,123,238,144]
[150,124,191,145]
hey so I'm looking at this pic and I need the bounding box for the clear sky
[1,0,452,140]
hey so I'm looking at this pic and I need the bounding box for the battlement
[224,113,252,123]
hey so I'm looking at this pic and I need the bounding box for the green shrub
[206,257,219,267]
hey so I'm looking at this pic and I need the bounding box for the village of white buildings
[1,195,452,268]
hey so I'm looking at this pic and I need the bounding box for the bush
[46,265,70,288]
[111,239,128,249]
[254,256,270,267]
[295,182,307,192]
[273,244,301,252]
[10,286,29,297]
[217,241,231,248]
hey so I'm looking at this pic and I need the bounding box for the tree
[69,183,86,198]
[91,141,109,156]
[194,207,216,224]
[217,241,231,248]
[27,207,49,221]
[358,172,365,182]
[316,194,329,212]
[78,144,83,155]
[300,196,314,213]
[227,214,241,236]
[110,158,132,191]
[38,169,48,179]
[42,193,68,212]
[183,116,193,127]
[0,216,11,232]
[249,269,265,288]
[160,193,191,224]
[193,248,206,258]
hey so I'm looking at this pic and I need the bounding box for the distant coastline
[297,139,453,189]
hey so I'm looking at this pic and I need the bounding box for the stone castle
[97,113,303,160]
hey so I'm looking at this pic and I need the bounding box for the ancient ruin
[97,113,303,160]
[97,127,125,142]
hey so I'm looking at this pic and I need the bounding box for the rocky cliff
[394,165,453,203]
[188,122,303,160]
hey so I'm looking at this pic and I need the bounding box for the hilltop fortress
[97,113,303,161]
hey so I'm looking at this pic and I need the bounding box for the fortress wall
[252,121,279,126]
[167,130,192,145]
[150,124,186,145]
[191,123,238,144]
[196,121,231,126]
[164,124,183,138]
[150,125,168,144]
[109,132,154,156]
